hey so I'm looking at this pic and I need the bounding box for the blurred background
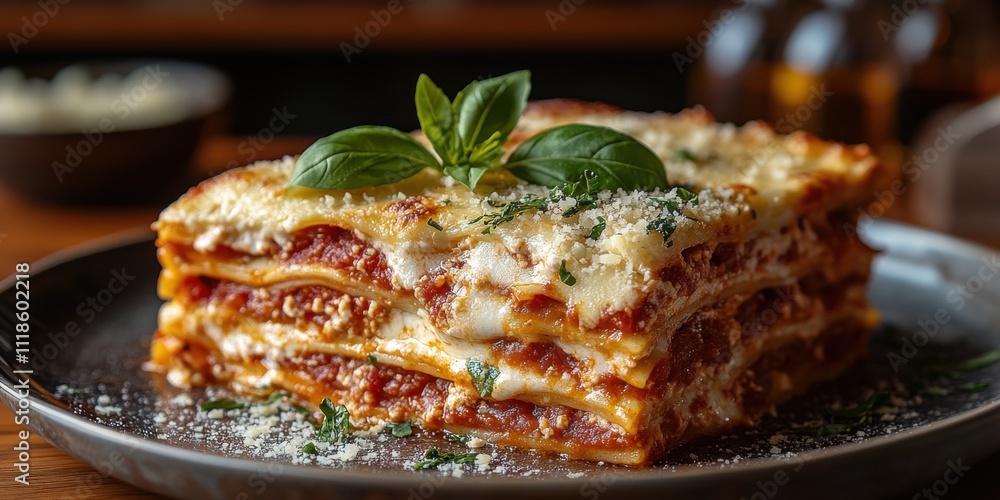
[1,1,1000,497]
[0,0,999,237]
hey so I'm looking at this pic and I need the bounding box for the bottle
[688,0,788,125]
[768,0,899,153]
[895,0,1000,144]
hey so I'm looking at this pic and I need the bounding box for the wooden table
[1,135,998,499]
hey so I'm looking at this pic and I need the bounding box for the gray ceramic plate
[1,220,999,500]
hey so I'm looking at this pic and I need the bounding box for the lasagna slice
[151,102,893,465]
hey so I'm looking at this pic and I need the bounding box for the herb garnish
[958,380,991,393]
[559,260,577,286]
[427,218,444,231]
[674,149,697,162]
[466,359,500,398]
[471,169,602,234]
[472,194,548,234]
[413,448,478,471]
[930,350,1000,378]
[290,71,668,192]
[385,420,414,438]
[317,398,353,444]
[365,354,378,365]
[587,217,607,240]
[263,391,290,404]
[795,390,889,436]
[199,398,247,412]
[444,431,471,444]
[646,186,700,246]
[302,442,318,454]
[199,391,290,412]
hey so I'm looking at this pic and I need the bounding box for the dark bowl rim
[0,58,231,138]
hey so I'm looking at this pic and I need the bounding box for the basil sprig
[289,71,670,192]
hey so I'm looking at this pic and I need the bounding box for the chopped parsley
[795,390,889,436]
[317,398,352,443]
[950,350,1000,372]
[472,170,601,234]
[302,442,318,454]
[554,170,600,218]
[199,391,292,412]
[559,259,577,286]
[958,380,991,393]
[466,359,500,398]
[674,149,697,162]
[646,187,700,246]
[427,218,443,231]
[263,391,290,404]
[413,448,478,471]
[929,349,1000,378]
[365,354,378,365]
[199,398,247,412]
[586,217,606,240]
[472,194,547,234]
[385,420,414,438]
[444,431,470,444]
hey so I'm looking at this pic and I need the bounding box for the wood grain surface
[0,135,998,499]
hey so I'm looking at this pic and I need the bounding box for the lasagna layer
[155,210,874,389]
[151,102,892,464]
[154,271,871,444]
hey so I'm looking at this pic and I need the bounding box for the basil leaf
[317,398,352,443]
[415,74,461,165]
[466,359,500,398]
[506,124,669,191]
[290,126,440,190]
[468,130,504,165]
[454,70,531,154]
[443,162,492,190]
